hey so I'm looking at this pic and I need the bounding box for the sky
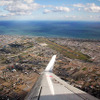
[0,0,100,21]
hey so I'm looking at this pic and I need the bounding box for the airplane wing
[25,55,99,100]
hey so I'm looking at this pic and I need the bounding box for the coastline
[0,34,100,42]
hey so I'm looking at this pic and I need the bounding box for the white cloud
[90,15,93,18]
[43,9,51,14]
[85,3,100,12]
[24,0,34,3]
[78,8,81,11]
[43,6,70,14]
[0,13,15,17]
[54,7,70,12]
[65,16,76,18]
[6,3,30,12]
[14,12,32,15]
[73,3,100,13]
[0,0,13,6]
[0,0,43,16]
[73,3,85,7]
[0,14,8,17]
[5,2,41,12]
[89,15,100,19]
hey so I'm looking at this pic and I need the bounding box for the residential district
[0,35,100,100]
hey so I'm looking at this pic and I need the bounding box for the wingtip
[45,55,56,72]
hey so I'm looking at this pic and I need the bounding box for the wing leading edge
[25,55,99,100]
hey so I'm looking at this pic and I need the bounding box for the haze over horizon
[0,0,100,21]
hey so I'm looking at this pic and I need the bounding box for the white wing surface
[45,55,56,72]
[25,55,99,100]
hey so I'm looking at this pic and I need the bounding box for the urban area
[0,35,100,100]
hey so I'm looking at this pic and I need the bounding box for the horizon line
[0,20,100,22]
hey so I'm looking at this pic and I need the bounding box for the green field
[37,38,91,62]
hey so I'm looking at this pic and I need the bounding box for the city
[0,35,100,99]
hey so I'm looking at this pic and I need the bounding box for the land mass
[0,35,100,100]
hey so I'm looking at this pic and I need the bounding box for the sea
[0,21,100,40]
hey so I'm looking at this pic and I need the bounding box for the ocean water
[0,21,100,40]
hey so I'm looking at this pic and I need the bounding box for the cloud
[73,3,85,7]
[0,0,13,6]
[24,0,34,3]
[0,0,43,16]
[89,15,100,19]
[84,3,100,12]
[0,14,8,17]
[5,3,30,12]
[90,15,93,18]
[65,16,76,18]
[5,2,41,12]
[43,6,70,14]
[0,0,34,6]
[0,13,15,17]
[54,7,70,12]
[43,9,51,14]
[73,3,100,13]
